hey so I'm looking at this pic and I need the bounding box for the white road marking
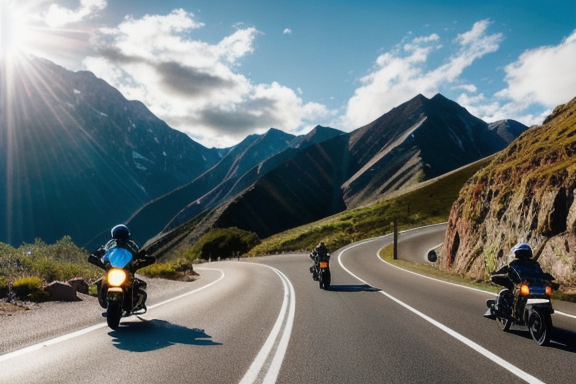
[0,267,225,363]
[337,239,546,384]
[239,265,296,384]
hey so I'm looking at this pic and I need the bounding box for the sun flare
[1,1,30,56]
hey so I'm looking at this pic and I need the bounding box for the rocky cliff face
[441,96,576,292]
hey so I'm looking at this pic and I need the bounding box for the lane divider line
[337,242,546,384]
[239,265,296,384]
[0,267,225,363]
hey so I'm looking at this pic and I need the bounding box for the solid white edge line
[239,264,295,384]
[0,267,226,363]
[337,240,546,384]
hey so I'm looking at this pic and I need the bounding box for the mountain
[342,94,526,208]
[147,94,528,254]
[440,96,576,289]
[0,55,530,251]
[0,56,221,246]
[126,125,345,245]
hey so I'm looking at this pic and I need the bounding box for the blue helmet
[111,224,130,239]
[511,243,532,259]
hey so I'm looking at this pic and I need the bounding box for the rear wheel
[323,270,331,289]
[528,309,552,346]
[106,300,122,330]
[319,270,331,290]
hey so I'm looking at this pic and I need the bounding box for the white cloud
[455,29,576,127]
[283,28,292,35]
[496,30,576,107]
[341,20,503,129]
[83,9,332,148]
[44,0,106,28]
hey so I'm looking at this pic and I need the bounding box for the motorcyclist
[486,243,553,319]
[309,242,329,280]
[89,224,156,310]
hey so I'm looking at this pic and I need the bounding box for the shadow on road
[495,324,576,353]
[108,317,221,352]
[549,327,576,353]
[327,284,381,292]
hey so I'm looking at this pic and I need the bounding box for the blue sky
[1,0,575,148]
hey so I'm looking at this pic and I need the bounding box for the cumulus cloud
[341,20,503,129]
[456,29,576,126]
[83,9,332,147]
[496,30,576,107]
[44,0,106,28]
[283,28,292,35]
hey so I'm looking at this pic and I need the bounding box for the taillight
[520,283,530,296]
[108,268,127,287]
[545,286,553,296]
[319,261,329,269]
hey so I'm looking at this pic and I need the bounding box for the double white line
[239,265,296,384]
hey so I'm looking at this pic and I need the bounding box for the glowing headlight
[520,283,530,296]
[107,268,127,287]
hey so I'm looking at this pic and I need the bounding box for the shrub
[188,227,260,260]
[12,276,49,302]
[139,262,178,279]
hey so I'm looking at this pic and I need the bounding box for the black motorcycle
[89,248,154,330]
[310,253,331,290]
[484,266,557,346]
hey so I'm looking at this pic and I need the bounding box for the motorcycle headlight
[107,268,127,287]
[545,285,553,296]
[520,283,530,296]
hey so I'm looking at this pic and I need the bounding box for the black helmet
[511,243,532,260]
[111,224,130,239]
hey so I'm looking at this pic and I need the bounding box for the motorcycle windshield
[102,247,133,268]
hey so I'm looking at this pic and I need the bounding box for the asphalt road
[2,223,576,383]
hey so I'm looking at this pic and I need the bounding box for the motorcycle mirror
[427,250,438,263]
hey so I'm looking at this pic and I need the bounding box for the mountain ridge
[1,56,529,250]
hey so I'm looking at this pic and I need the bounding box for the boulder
[44,281,79,302]
[67,278,89,295]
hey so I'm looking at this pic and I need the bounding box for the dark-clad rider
[309,242,329,280]
[487,243,555,318]
[89,224,156,310]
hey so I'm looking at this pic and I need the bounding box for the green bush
[12,276,49,302]
[188,227,260,260]
[139,262,178,279]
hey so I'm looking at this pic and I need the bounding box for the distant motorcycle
[310,252,331,290]
[484,267,558,346]
[89,248,154,330]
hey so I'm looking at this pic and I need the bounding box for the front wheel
[528,308,552,346]
[106,300,122,330]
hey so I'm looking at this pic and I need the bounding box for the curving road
[2,223,576,383]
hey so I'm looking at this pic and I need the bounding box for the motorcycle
[310,252,331,290]
[484,267,558,346]
[88,247,154,330]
